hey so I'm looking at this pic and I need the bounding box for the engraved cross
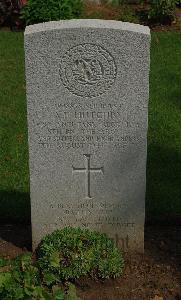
[72,154,104,199]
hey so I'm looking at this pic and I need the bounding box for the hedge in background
[149,0,179,24]
[20,0,83,25]
[0,0,25,30]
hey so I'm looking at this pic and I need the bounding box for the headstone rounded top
[25,19,150,36]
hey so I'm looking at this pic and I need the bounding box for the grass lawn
[0,31,180,223]
[0,32,30,222]
[147,33,181,221]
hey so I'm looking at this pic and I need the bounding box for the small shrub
[0,254,45,300]
[107,0,126,5]
[20,0,83,25]
[0,228,124,299]
[149,0,177,24]
[118,5,140,23]
[176,0,181,6]
[85,11,105,20]
[37,227,124,282]
[0,254,80,300]
[0,0,25,30]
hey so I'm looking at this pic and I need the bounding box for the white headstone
[25,20,150,252]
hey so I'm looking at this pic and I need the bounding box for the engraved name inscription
[36,100,144,150]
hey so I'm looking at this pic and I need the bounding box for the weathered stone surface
[25,19,150,252]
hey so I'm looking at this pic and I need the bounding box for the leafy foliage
[118,5,139,23]
[0,0,25,29]
[0,254,44,300]
[20,0,83,25]
[149,0,178,24]
[0,258,8,267]
[37,227,124,282]
[0,228,124,299]
[0,254,80,300]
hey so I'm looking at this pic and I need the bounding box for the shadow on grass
[0,223,32,251]
[146,144,181,223]
[144,225,181,278]
[0,191,31,224]
[0,191,31,250]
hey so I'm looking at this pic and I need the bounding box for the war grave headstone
[25,19,150,252]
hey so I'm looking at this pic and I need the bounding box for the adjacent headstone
[25,20,150,252]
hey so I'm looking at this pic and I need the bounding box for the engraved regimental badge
[60,43,117,98]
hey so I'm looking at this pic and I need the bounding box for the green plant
[0,254,81,300]
[0,254,46,300]
[0,258,8,267]
[107,0,126,5]
[149,0,177,24]
[85,11,104,19]
[20,0,83,25]
[118,5,139,23]
[37,227,124,282]
[0,228,124,299]
[0,0,25,30]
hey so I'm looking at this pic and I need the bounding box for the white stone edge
[25,19,150,36]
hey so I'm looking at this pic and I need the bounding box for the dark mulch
[0,224,181,300]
